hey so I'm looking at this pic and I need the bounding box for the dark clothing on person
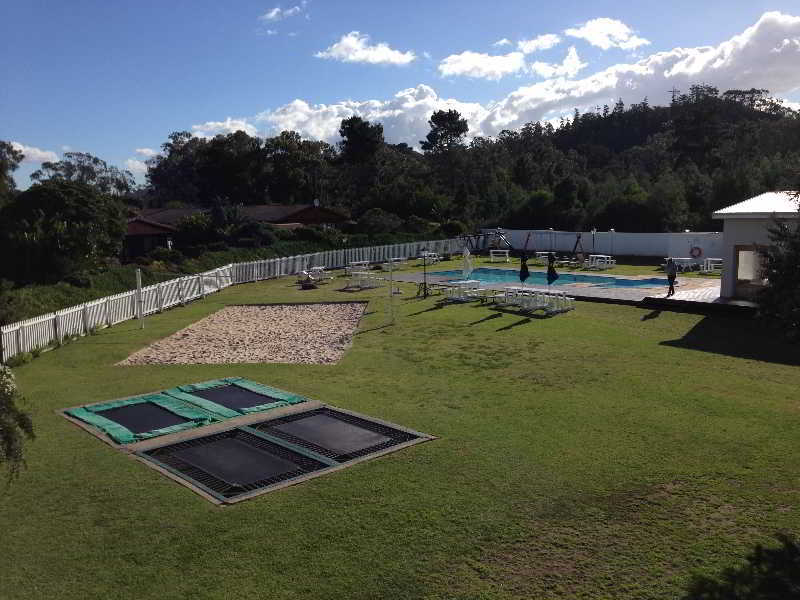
[666,259,678,297]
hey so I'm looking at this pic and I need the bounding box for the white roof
[713,191,799,219]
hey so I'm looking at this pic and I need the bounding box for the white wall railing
[0,238,462,363]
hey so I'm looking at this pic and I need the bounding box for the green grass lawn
[2,275,797,600]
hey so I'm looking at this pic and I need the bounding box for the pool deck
[393,268,755,315]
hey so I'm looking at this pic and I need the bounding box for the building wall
[719,218,781,298]
[482,229,724,258]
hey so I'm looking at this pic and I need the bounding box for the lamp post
[549,227,554,253]
[591,227,596,252]
[609,228,615,255]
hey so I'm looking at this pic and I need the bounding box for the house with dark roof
[124,216,177,259]
[125,204,348,258]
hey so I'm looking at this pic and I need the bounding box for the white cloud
[517,33,562,54]
[10,141,58,163]
[135,148,157,158]
[125,159,148,175]
[565,17,650,50]
[61,145,71,151]
[255,84,488,146]
[191,117,258,138]
[493,38,512,47]
[198,12,800,149]
[265,29,277,35]
[259,5,301,22]
[438,50,525,80]
[423,51,432,60]
[315,31,415,65]
[530,46,587,78]
[782,99,800,111]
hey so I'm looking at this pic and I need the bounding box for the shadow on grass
[681,534,800,599]
[467,313,502,326]
[641,309,662,321]
[407,305,444,317]
[354,323,394,335]
[496,317,532,331]
[660,316,800,366]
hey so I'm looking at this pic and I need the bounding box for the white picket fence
[0,238,461,363]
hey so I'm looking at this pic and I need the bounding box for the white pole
[388,259,395,324]
[136,268,144,329]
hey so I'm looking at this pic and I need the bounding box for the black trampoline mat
[190,385,278,411]
[272,414,391,455]
[172,438,299,485]
[98,403,191,434]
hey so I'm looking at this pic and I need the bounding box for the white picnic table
[665,257,698,272]
[489,249,510,262]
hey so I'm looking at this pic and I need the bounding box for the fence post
[179,278,186,306]
[199,274,205,299]
[52,314,59,346]
[0,330,4,364]
[16,326,23,355]
[216,269,221,291]
[157,283,164,312]
[82,304,89,336]
[104,297,111,327]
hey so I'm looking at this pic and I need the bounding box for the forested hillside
[137,84,800,233]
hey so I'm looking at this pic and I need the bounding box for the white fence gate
[0,238,462,363]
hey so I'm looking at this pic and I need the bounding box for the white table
[419,251,440,263]
[489,249,510,262]
[446,279,480,300]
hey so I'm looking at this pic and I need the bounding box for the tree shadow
[407,305,444,317]
[681,534,800,599]
[641,309,662,321]
[660,316,800,366]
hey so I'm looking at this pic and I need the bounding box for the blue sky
[3,0,800,188]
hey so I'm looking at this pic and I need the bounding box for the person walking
[666,257,678,297]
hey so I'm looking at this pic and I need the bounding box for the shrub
[147,247,184,264]
[357,208,402,234]
[0,364,35,479]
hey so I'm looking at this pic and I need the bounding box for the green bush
[147,247,184,264]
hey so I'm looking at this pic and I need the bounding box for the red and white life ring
[690,246,703,258]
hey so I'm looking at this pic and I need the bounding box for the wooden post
[82,304,89,336]
[179,278,185,306]
[157,283,164,312]
[136,268,144,329]
[0,329,4,364]
[52,314,59,345]
[105,298,111,327]
[199,274,205,299]
[16,326,23,355]
[216,269,221,291]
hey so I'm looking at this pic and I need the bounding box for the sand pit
[119,303,367,366]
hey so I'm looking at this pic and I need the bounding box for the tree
[0,141,24,207]
[31,152,135,196]
[338,116,384,164]
[0,365,34,480]
[420,109,469,154]
[0,180,126,283]
[356,208,402,233]
[759,195,800,340]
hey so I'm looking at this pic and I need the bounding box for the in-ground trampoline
[64,393,220,444]
[252,407,420,462]
[140,428,334,501]
[62,377,435,504]
[168,377,308,418]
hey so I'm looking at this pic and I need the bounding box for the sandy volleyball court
[119,303,367,365]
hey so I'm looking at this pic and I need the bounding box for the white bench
[489,249,510,263]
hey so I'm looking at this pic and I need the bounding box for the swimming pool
[431,267,667,288]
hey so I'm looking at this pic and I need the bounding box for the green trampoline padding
[66,393,220,444]
[167,377,310,417]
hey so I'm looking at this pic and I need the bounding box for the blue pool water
[431,268,667,288]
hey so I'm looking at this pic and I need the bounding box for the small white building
[712,191,799,299]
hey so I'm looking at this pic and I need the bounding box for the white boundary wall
[486,229,723,258]
[0,238,461,363]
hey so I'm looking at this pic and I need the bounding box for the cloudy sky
[3,0,800,188]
